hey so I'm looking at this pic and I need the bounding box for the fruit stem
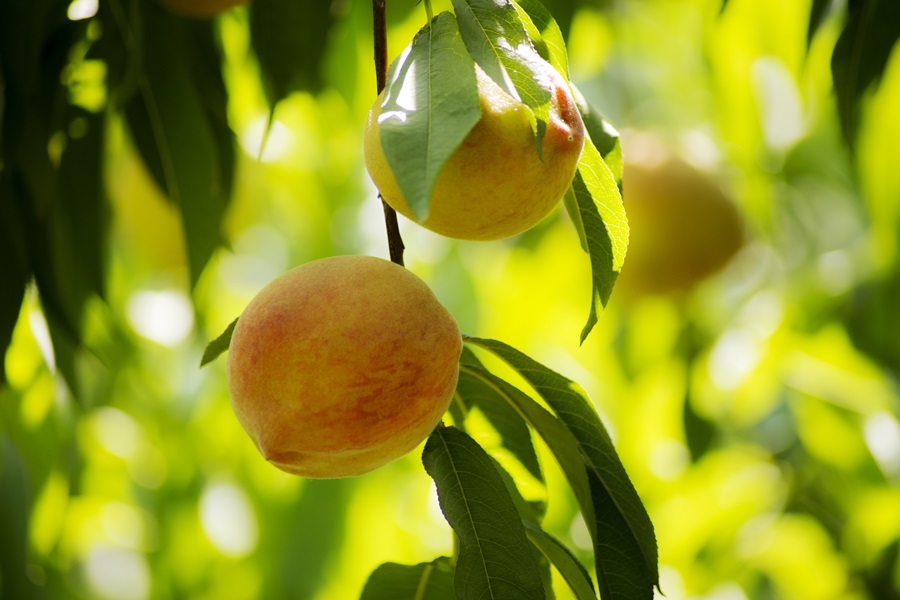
[372,0,406,266]
[424,0,434,22]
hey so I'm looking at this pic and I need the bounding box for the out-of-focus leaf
[807,0,833,48]
[450,0,552,151]
[379,12,481,221]
[0,440,42,599]
[571,84,622,184]
[464,337,658,597]
[570,138,628,343]
[422,426,545,600]
[124,1,234,287]
[250,0,336,106]
[200,317,237,367]
[831,0,900,148]
[360,557,455,600]
[512,0,568,77]
[524,522,597,600]
[454,347,544,484]
[0,176,28,385]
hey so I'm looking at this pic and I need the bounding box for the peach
[226,256,462,478]
[364,63,585,241]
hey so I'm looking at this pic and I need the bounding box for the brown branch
[372,0,405,266]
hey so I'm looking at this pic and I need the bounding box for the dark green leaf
[831,0,900,147]
[360,558,455,600]
[201,318,238,367]
[570,138,628,343]
[464,337,658,596]
[379,12,481,221]
[454,348,544,484]
[0,441,42,599]
[524,522,597,600]
[511,0,568,77]
[0,175,29,385]
[450,0,553,151]
[124,1,234,287]
[422,426,546,600]
[807,0,833,48]
[249,0,336,106]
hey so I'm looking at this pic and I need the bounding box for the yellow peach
[226,255,461,478]
[364,64,585,241]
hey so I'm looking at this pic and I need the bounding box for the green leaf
[571,85,622,184]
[807,0,833,48]
[360,558,456,600]
[831,0,900,148]
[571,138,628,343]
[464,337,658,596]
[0,441,42,599]
[524,522,597,600]
[511,0,568,78]
[450,0,553,150]
[124,1,234,287]
[0,176,29,386]
[249,0,336,106]
[379,11,481,221]
[454,348,544,484]
[422,426,546,600]
[200,317,238,367]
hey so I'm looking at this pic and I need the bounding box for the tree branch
[372,0,405,266]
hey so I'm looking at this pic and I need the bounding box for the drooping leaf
[200,317,238,367]
[124,1,235,287]
[464,337,658,596]
[570,138,628,343]
[511,0,568,77]
[454,348,544,484]
[831,0,900,148]
[360,558,456,600]
[422,426,546,600]
[450,0,553,149]
[524,522,597,600]
[571,84,622,184]
[249,0,336,107]
[379,11,481,221]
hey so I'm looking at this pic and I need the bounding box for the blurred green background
[2,0,900,598]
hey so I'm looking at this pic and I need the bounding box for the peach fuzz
[226,255,462,478]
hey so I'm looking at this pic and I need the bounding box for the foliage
[1,0,900,599]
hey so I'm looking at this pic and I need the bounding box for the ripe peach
[226,256,462,478]
[364,63,585,241]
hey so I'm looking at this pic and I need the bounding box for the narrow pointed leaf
[571,85,622,184]
[455,348,544,483]
[379,12,481,221]
[464,337,658,595]
[831,0,900,148]
[524,522,597,600]
[422,426,545,600]
[570,138,628,343]
[511,0,568,77]
[200,317,238,367]
[360,558,455,600]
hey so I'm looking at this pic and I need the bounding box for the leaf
[524,522,597,600]
[379,11,481,221]
[201,318,238,367]
[124,1,235,287]
[422,426,546,600]
[571,138,628,343]
[464,337,659,596]
[511,0,568,77]
[571,84,622,184]
[807,0,833,48]
[454,347,544,484]
[249,0,336,106]
[0,176,29,385]
[831,0,900,148]
[450,0,553,150]
[360,558,456,600]
[0,441,42,599]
